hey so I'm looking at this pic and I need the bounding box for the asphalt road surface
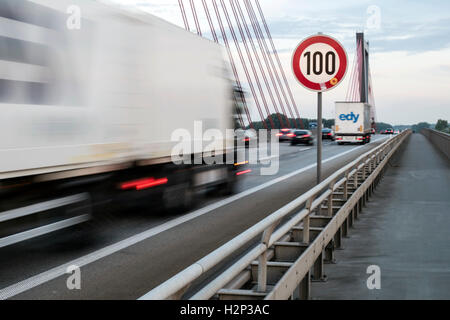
[0,135,389,299]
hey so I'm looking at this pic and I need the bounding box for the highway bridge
[0,0,449,305]
[1,130,448,300]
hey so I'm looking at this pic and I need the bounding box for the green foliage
[412,122,430,132]
[435,119,448,132]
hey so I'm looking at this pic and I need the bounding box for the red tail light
[136,178,168,190]
[120,177,168,190]
[336,137,343,140]
[287,133,295,137]
[243,138,250,142]
[276,133,283,137]
[302,134,311,138]
[327,133,332,136]
[236,169,252,176]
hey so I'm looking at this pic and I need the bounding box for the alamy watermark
[366,5,381,30]
[67,5,81,30]
[366,265,381,290]
[66,265,81,290]
[171,121,281,176]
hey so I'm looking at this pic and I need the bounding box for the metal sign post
[317,92,322,184]
[292,34,348,184]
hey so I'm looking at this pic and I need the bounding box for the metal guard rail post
[140,130,411,300]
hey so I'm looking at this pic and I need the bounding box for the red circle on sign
[292,35,348,92]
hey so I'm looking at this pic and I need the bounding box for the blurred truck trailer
[0,0,243,218]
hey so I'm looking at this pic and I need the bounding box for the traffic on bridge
[0,0,449,314]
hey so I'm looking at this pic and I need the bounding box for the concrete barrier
[421,129,450,159]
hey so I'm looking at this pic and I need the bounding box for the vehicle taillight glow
[302,134,311,138]
[336,137,343,140]
[327,133,332,136]
[120,177,168,190]
[243,138,250,142]
[236,169,252,176]
[287,133,295,137]
[136,178,168,190]
[276,133,283,137]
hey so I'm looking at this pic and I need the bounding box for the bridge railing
[421,129,450,159]
[140,130,411,300]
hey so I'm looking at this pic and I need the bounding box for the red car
[277,128,295,142]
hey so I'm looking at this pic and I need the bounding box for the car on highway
[382,128,394,134]
[371,128,376,135]
[322,128,335,141]
[291,130,314,146]
[277,128,296,142]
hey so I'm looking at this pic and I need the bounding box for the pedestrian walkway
[312,133,450,299]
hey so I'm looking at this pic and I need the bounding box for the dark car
[322,128,335,141]
[382,128,394,134]
[277,128,295,142]
[291,130,314,146]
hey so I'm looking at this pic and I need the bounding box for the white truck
[334,102,372,145]
[0,0,244,217]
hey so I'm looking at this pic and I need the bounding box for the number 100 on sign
[292,35,348,92]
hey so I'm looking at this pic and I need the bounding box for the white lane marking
[0,137,387,299]
[0,193,89,223]
[0,215,91,249]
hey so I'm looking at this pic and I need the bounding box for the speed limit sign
[292,34,348,92]
[292,34,348,185]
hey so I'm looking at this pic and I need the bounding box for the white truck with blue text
[335,102,372,145]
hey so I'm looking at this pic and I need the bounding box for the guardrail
[140,130,411,300]
[421,129,450,159]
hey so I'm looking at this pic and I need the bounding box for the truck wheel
[163,182,197,212]
[219,171,237,196]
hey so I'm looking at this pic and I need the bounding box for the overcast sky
[111,0,450,125]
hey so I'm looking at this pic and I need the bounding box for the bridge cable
[229,0,285,128]
[213,0,272,129]
[237,0,288,128]
[219,0,275,129]
[210,0,268,129]
[201,0,252,129]
[244,0,294,128]
[254,0,304,128]
[179,0,246,129]
[178,0,190,31]
[189,0,202,36]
